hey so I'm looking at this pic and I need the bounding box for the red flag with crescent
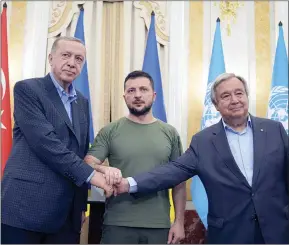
[1,3,12,176]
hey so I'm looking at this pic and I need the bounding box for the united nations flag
[191,18,226,229]
[200,18,225,130]
[267,22,288,134]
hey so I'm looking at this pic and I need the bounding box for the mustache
[63,70,75,74]
[133,100,145,104]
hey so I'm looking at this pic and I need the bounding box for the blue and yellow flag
[73,7,95,143]
[142,11,176,222]
[142,11,167,122]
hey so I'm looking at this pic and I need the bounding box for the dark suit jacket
[1,74,94,233]
[133,116,289,243]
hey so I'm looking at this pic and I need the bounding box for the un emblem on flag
[268,86,288,133]
[201,83,221,129]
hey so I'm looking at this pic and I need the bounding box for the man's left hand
[102,166,122,185]
[167,221,185,244]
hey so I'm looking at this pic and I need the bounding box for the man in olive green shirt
[85,71,186,244]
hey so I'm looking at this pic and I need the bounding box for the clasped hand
[103,168,129,198]
[90,166,128,198]
[101,166,122,186]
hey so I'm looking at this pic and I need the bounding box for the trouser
[100,225,170,244]
[1,216,80,244]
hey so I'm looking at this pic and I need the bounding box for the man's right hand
[89,171,113,198]
[113,178,130,196]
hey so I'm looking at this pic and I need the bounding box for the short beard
[128,103,152,116]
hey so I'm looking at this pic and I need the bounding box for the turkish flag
[1,3,12,176]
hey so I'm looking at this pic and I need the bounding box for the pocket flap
[13,169,44,183]
[207,214,224,228]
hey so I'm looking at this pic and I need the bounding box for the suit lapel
[43,74,78,140]
[251,116,266,188]
[71,99,81,145]
[212,120,251,189]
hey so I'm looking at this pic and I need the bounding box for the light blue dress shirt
[50,73,95,183]
[127,177,138,193]
[222,116,254,186]
[127,116,254,192]
[49,72,77,122]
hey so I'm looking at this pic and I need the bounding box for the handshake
[89,166,130,198]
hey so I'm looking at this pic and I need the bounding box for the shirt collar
[49,72,77,99]
[222,115,252,131]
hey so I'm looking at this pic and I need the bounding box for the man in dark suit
[115,73,289,244]
[1,37,113,244]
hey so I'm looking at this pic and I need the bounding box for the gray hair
[210,72,249,105]
[50,36,85,53]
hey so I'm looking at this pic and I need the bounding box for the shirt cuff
[86,170,95,183]
[127,177,138,193]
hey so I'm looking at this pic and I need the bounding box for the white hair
[211,73,249,105]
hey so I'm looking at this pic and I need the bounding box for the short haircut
[211,72,249,105]
[124,70,154,90]
[50,36,85,54]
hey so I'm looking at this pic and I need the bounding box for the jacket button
[251,214,258,221]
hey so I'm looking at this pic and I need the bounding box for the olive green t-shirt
[88,117,183,228]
